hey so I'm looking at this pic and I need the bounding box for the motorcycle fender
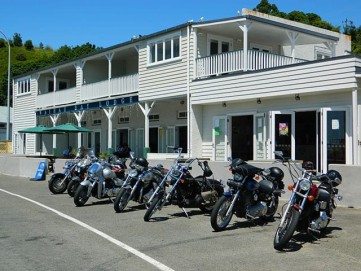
[80,179,91,186]
[49,173,65,181]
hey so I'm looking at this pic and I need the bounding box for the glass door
[254,113,266,160]
[271,111,295,159]
[213,116,227,161]
[319,108,347,172]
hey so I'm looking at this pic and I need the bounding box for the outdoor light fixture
[222,102,227,107]
[295,94,300,101]
[257,98,261,104]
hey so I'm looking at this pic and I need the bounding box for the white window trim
[207,34,233,55]
[315,46,332,60]
[147,31,182,66]
[16,77,31,96]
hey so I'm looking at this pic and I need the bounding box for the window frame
[16,77,31,96]
[147,31,181,66]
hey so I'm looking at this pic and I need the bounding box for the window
[118,117,130,124]
[177,111,187,119]
[208,34,233,55]
[315,46,331,60]
[148,32,181,65]
[149,114,160,122]
[46,77,70,92]
[17,78,31,95]
[92,119,101,126]
[250,43,272,53]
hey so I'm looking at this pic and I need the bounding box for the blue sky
[1,0,360,50]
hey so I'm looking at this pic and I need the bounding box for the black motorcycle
[273,151,343,250]
[144,148,224,221]
[210,158,285,231]
[114,154,165,213]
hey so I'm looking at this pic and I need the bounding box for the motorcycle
[210,157,285,231]
[73,159,125,207]
[48,148,84,194]
[144,147,224,221]
[66,154,96,197]
[273,151,343,250]
[113,153,165,213]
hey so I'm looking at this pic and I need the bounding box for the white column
[286,31,299,62]
[103,107,117,152]
[106,53,114,97]
[138,101,155,150]
[238,20,252,72]
[50,114,59,154]
[74,111,85,148]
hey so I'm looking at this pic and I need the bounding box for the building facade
[12,9,361,173]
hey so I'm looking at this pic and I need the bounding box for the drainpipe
[187,24,191,158]
[352,88,358,165]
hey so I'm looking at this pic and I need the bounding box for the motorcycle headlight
[129,169,138,178]
[299,179,311,191]
[234,173,244,182]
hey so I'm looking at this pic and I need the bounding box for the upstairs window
[17,78,31,95]
[315,46,331,60]
[148,32,181,65]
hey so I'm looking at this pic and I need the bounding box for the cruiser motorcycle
[114,153,165,213]
[73,159,125,207]
[210,157,285,231]
[144,148,224,221]
[273,151,343,251]
[48,149,84,194]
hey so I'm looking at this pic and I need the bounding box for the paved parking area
[1,174,361,271]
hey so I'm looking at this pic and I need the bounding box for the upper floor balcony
[36,73,139,109]
[195,49,307,78]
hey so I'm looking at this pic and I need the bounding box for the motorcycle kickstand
[182,207,190,219]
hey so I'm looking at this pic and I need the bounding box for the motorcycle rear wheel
[67,179,80,197]
[273,207,300,250]
[48,176,68,194]
[74,185,90,207]
[114,188,131,213]
[144,195,164,222]
[210,196,233,232]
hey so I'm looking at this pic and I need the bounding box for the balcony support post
[106,53,114,97]
[74,111,85,148]
[138,101,155,155]
[238,20,252,72]
[286,31,299,62]
[50,114,60,156]
[103,107,117,154]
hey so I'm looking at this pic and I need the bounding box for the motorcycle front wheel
[273,207,300,250]
[67,179,80,197]
[74,185,90,207]
[114,188,131,213]
[210,195,233,231]
[48,175,68,194]
[144,194,165,222]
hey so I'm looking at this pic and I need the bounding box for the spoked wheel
[274,207,300,251]
[48,176,68,194]
[144,194,165,222]
[74,185,90,207]
[114,188,131,213]
[210,196,233,231]
[67,179,80,197]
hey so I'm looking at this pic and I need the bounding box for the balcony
[36,73,139,109]
[195,50,307,78]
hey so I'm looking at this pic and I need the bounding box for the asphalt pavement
[1,174,361,271]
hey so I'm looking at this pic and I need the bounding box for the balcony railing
[195,49,306,78]
[36,74,139,108]
[36,87,77,108]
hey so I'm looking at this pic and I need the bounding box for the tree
[13,33,23,47]
[24,40,34,50]
[254,0,279,15]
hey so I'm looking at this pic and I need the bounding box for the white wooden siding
[138,28,189,101]
[191,57,358,104]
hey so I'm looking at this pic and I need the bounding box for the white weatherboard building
[12,9,361,174]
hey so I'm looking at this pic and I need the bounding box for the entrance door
[136,128,144,157]
[320,109,347,172]
[272,112,295,159]
[93,130,101,156]
[149,127,158,153]
[213,116,227,161]
[295,111,317,170]
[117,129,129,147]
[178,126,187,153]
[231,115,253,160]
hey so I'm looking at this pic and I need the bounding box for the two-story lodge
[12,9,361,173]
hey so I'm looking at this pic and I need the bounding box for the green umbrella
[45,123,91,153]
[18,125,63,156]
